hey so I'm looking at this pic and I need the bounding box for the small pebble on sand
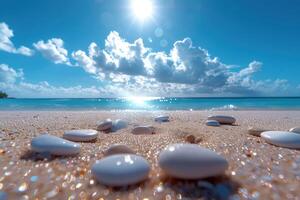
[207,115,236,125]
[155,115,169,122]
[206,120,220,127]
[104,144,136,156]
[31,134,81,156]
[261,131,300,149]
[158,143,228,179]
[289,127,300,134]
[132,126,155,135]
[97,119,113,131]
[111,119,128,132]
[63,129,98,142]
[92,154,150,186]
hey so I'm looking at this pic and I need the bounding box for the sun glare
[126,96,148,106]
[125,96,160,108]
[131,0,154,22]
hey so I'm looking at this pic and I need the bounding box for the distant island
[0,91,8,99]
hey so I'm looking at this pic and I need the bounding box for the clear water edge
[1,97,300,111]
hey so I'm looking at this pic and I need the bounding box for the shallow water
[0,97,300,110]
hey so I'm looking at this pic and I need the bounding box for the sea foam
[209,104,238,111]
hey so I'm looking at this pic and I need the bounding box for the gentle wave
[209,104,238,111]
[1,97,300,110]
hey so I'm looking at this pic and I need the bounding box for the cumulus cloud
[0,63,298,98]
[2,81,104,98]
[1,29,296,97]
[0,64,105,98]
[34,38,71,65]
[72,31,273,96]
[257,79,290,94]
[0,64,23,83]
[72,32,148,77]
[72,49,97,74]
[0,22,34,56]
[15,81,103,98]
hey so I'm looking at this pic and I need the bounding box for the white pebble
[158,143,228,179]
[206,120,220,127]
[63,129,98,142]
[261,131,300,149]
[91,154,150,186]
[155,115,169,122]
[289,127,300,134]
[207,115,236,124]
[132,126,154,135]
[111,119,128,132]
[104,144,135,156]
[31,134,80,156]
[97,119,113,131]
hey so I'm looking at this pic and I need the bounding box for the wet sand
[0,110,300,199]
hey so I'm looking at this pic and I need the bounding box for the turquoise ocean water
[0,97,300,110]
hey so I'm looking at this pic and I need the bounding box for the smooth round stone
[261,131,300,149]
[97,119,113,131]
[104,144,136,156]
[247,127,267,137]
[91,154,150,186]
[63,129,98,142]
[111,119,128,132]
[155,115,169,122]
[206,120,220,127]
[289,127,300,134]
[132,126,154,135]
[31,134,80,156]
[207,115,236,124]
[158,143,228,179]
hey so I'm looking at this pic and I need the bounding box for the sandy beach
[0,110,300,199]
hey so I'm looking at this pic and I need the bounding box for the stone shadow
[161,175,240,200]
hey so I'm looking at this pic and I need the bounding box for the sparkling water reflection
[0,97,300,110]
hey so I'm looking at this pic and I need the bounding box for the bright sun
[131,0,154,21]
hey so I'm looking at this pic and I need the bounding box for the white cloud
[72,31,148,76]
[257,79,290,95]
[72,31,272,96]
[15,81,103,98]
[0,63,298,98]
[17,46,34,56]
[72,49,97,74]
[0,64,104,98]
[0,22,34,56]
[1,29,297,97]
[0,63,104,98]
[0,64,23,83]
[34,38,71,65]
[227,61,262,85]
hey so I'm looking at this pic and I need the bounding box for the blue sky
[0,0,300,97]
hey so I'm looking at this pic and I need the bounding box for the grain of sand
[0,111,300,199]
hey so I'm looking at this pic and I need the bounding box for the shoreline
[2,97,300,112]
[0,111,300,199]
[1,108,300,112]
